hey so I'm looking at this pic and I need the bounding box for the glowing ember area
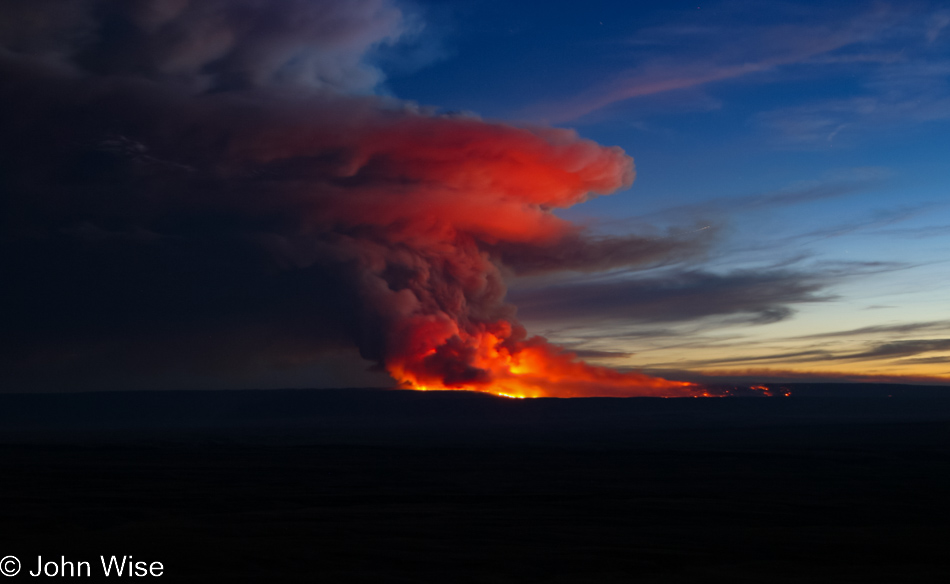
[322,117,719,398]
[387,326,701,398]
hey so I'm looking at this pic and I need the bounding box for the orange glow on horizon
[386,325,704,398]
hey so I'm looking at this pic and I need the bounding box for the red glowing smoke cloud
[0,0,705,396]
[269,112,701,397]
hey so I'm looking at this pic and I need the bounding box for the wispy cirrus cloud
[526,4,903,123]
[833,338,950,361]
[664,368,950,386]
[794,319,950,339]
[756,85,950,147]
[509,267,835,327]
[755,15,950,146]
[656,337,950,370]
[620,167,893,226]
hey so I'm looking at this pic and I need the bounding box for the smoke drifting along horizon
[0,0,704,397]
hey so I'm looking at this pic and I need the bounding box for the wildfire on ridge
[386,325,703,399]
[387,328,795,399]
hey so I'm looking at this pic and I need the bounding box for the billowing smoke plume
[0,0,702,396]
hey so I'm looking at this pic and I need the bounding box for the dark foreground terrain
[2,386,950,582]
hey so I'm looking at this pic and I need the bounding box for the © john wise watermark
[0,556,163,578]
[1,557,20,577]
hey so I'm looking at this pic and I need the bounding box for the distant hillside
[1,385,949,449]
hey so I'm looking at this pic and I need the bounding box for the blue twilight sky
[385,0,950,382]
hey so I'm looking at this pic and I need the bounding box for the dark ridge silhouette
[2,386,949,582]
[1,384,949,443]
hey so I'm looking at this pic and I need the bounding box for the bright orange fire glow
[386,323,702,398]
[283,109,721,398]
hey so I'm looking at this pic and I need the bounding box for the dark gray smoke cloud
[1,0,704,393]
[0,0,409,92]
[509,269,832,326]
